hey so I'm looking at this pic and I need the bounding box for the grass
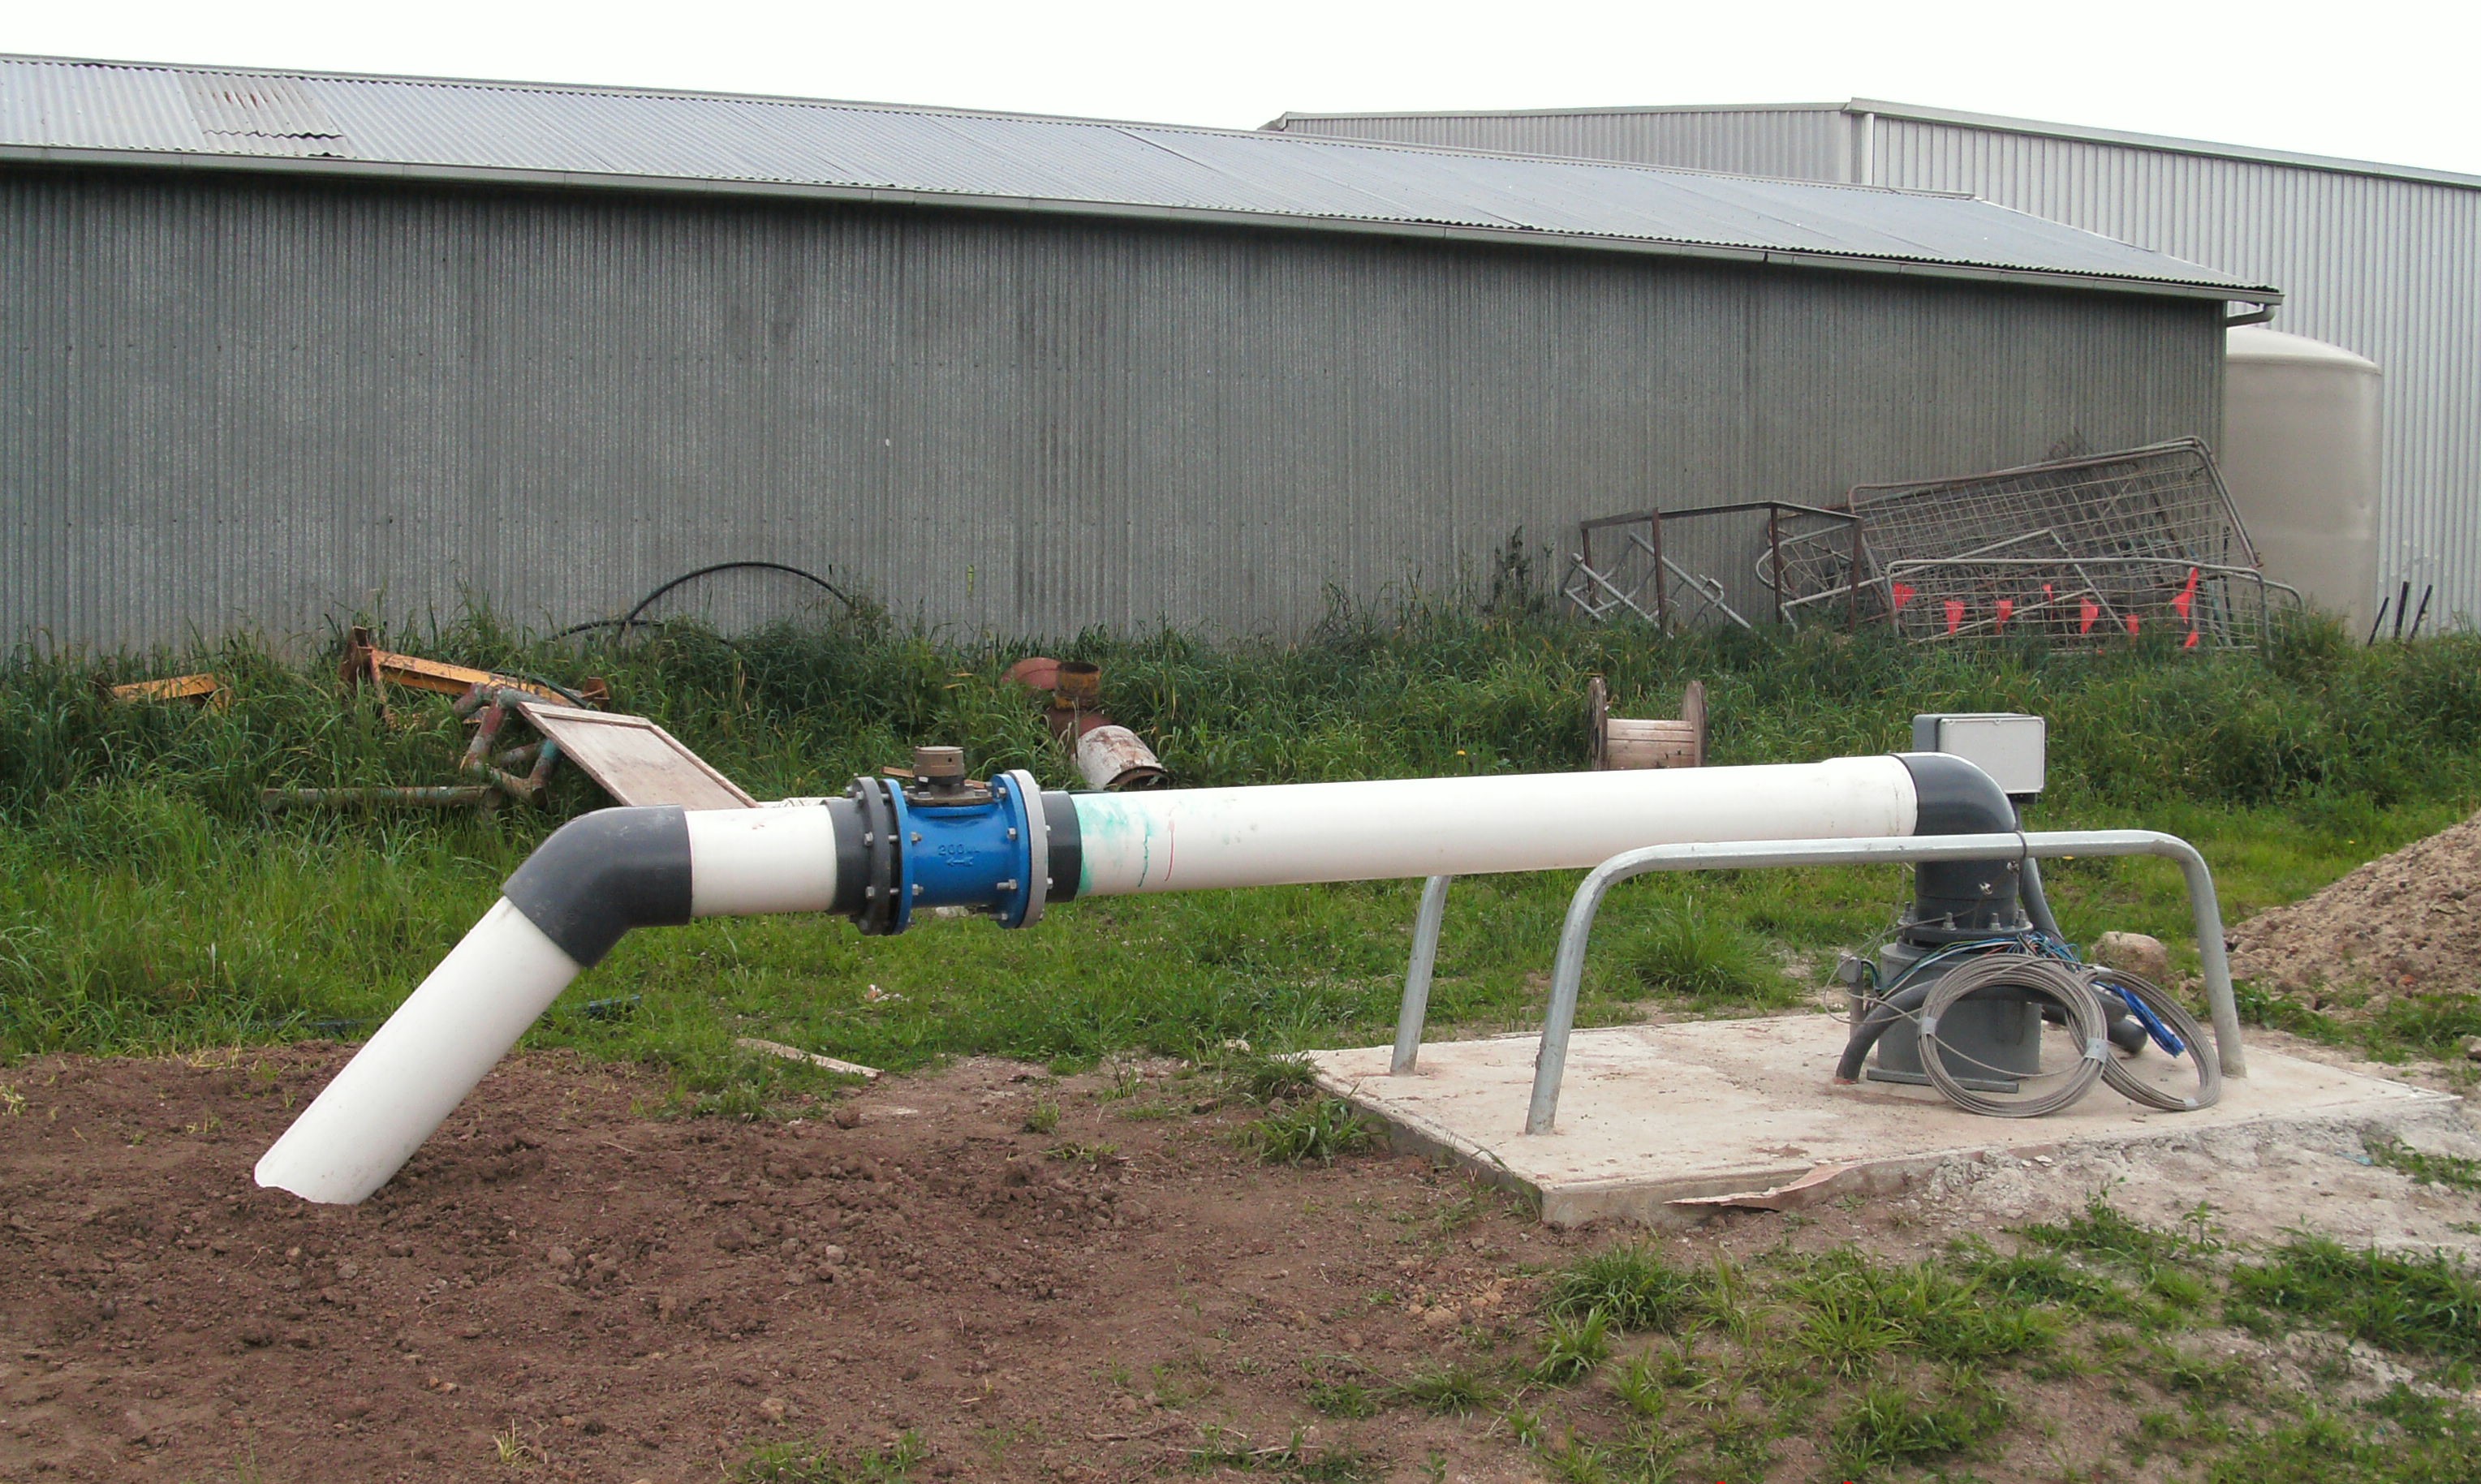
[1302,1356,1385,1419]
[1249,1097,1376,1166]
[1827,1375,2012,1475]
[1533,1308,1615,1384]
[1544,1244,1704,1333]
[1948,1240,2134,1318]
[1044,1139,1120,1164]
[732,1433,924,1482]
[2228,1237,2481,1365]
[2366,1134,2481,1192]
[1490,1201,2481,1482]
[2234,981,2481,1067]
[1185,1430,1379,1482]
[1215,1048,1320,1105]
[1394,1362,1493,1417]
[2018,1191,2223,1305]
[2199,1401,2481,1484]
[1775,1250,2059,1369]
[1622,905,1798,1009]
[656,1041,859,1122]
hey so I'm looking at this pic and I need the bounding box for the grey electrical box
[1911,712,2047,797]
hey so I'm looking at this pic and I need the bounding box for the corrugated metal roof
[0,54,2274,301]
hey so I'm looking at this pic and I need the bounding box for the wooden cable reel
[1587,676,1706,770]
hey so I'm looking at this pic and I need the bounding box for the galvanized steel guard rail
[1387,830,2246,1137]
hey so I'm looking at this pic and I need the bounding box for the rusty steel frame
[454,685,568,803]
[261,784,502,811]
[264,676,582,815]
[338,625,608,708]
[1564,501,1863,634]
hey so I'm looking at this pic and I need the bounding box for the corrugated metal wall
[1280,107,2481,622]
[2,167,2220,650]
[1273,108,1851,183]
[1869,117,2481,619]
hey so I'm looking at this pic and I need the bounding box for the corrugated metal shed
[1271,99,2480,622]
[2,167,2224,650]
[0,56,2269,300]
[1,61,2235,651]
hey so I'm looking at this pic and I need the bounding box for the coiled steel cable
[2087,966,2222,1112]
[1917,953,2108,1118]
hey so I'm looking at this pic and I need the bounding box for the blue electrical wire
[2096,974,2189,1056]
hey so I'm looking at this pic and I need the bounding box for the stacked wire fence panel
[1567,441,2298,649]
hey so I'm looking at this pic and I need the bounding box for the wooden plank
[101,672,230,708]
[511,701,758,811]
[1607,720,1697,742]
[734,1037,881,1081]
[1604,738,1697,770]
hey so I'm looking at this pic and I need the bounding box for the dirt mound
[2229,809,2481,999]
[0,1046,1571,1483]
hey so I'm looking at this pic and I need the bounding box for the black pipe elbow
[1894,751,2024,936]
[1895,751,2017,834]
[500,806,694,966]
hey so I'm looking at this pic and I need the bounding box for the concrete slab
[1307,1014,2461,1228]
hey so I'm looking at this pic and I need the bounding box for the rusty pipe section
[1003,658,1169,790]
[452,685,566,804]
[1056,716,1168,792]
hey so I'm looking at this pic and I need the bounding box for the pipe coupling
[834,768,1077,935]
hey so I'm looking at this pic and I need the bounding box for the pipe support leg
[1391,875,1454,1075]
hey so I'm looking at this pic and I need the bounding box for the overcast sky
[7,0,2478,176]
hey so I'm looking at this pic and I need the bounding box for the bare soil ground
[5,1034,2479,1484]
[0,1046,1591,1484]
[2230,806,2481,999]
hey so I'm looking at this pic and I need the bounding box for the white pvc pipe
[254,899,584,1204]
[256,811,845,1206]
[686,807,843,917]
[1067,757,1919,895]
[257,762,1928,1205]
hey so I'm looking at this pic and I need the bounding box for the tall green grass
[4,600,2478,1074]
